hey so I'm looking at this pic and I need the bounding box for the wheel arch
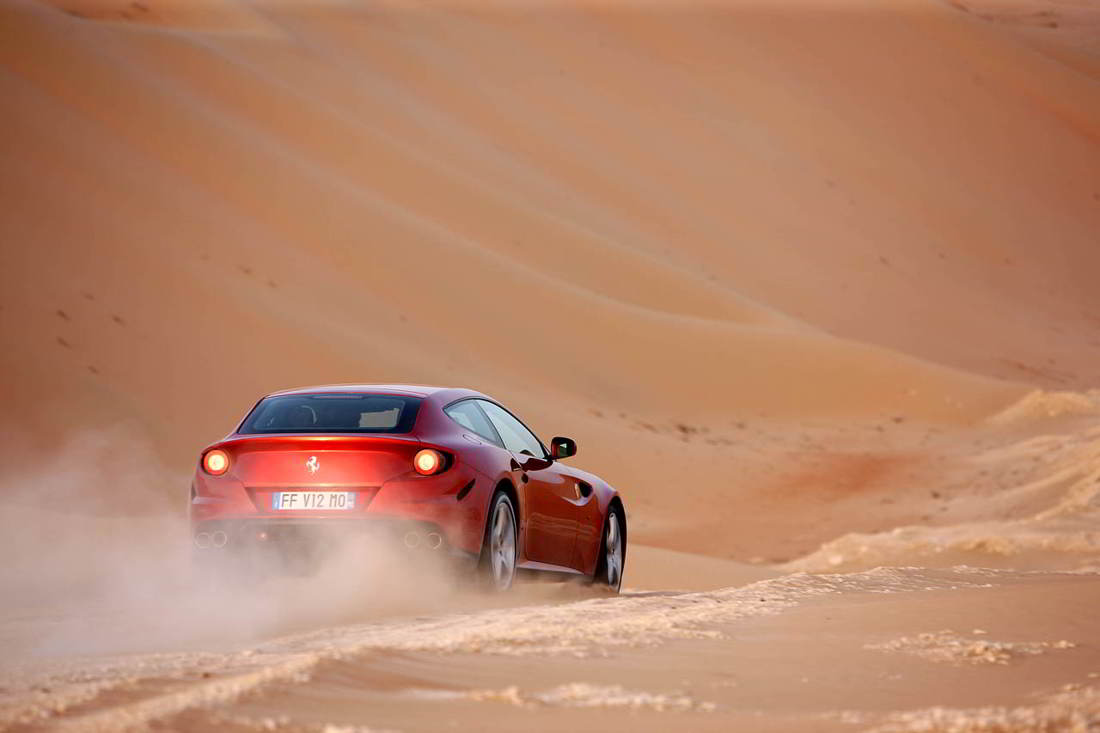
[481,477,520,555]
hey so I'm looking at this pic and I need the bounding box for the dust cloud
[0,427,469,663]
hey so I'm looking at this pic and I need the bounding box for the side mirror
[550,436,577,459]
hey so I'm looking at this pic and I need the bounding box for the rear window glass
[239,394,422,434]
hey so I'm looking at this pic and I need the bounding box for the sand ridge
[0,567,1051,730]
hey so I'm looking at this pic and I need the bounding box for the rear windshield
[239,394,422,434]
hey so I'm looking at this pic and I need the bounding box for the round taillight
[413,449,444,475]
[203,449,230,476]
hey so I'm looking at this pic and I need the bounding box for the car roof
[264,384,491,404]
[267,384,444,397]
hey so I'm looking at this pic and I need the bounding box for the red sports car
[190,385,626,591]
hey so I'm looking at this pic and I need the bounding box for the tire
[480,491,518,591]
[594,508,625,593]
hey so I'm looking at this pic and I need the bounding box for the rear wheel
[595,509,625,593]
[480,492,517,591]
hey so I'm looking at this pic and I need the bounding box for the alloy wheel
[605,511,623,589]
[489,498,516,590]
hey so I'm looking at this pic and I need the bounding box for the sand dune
[5,0,1098,509]
[37,0,273,31]
[4,0,1100,599]
[3,0,1100,729]
[3,0,1098,590]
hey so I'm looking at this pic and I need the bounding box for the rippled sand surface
[3,567,1098,732]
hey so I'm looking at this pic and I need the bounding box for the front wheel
[595,509,625,593]
[480,492,518,591]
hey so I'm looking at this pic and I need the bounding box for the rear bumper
[191,469,494,555]
[191,515,474,558]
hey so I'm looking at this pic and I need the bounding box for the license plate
[271,491,357,511]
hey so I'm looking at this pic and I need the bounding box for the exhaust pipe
[211,530,228,548]
[194,532,212,549]
[403,531,421,549]
[426,532,443,550]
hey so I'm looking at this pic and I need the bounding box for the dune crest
[987,388,1100,425]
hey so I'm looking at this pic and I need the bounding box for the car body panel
[515,456,581,567]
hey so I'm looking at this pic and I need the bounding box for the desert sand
[2,0,1100,730]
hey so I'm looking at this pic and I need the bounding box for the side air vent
[456,479,475,502]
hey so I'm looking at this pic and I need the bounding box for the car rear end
[190,391,483,572]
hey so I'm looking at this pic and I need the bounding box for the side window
[444,400,503,446]
[478,401,546,458]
